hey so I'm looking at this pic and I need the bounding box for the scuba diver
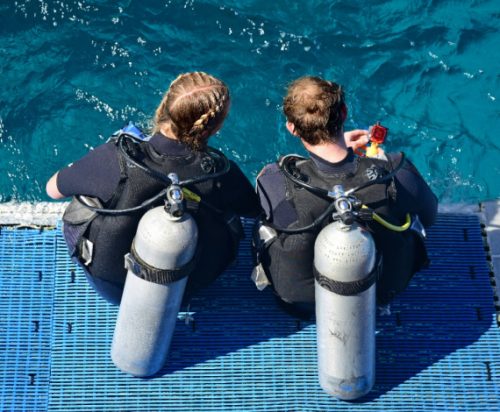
[46,71,260,305]
[253,76,438,317]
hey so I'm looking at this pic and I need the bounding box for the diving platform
[1,201,499,411]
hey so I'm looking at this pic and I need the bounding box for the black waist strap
[124,242,199,285]
[314,254,382,296]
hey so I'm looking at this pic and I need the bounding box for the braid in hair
[152,72,230,151]
[186,91,227,149]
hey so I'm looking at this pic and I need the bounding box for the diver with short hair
[254,76,438,317]
[47,71,260,304]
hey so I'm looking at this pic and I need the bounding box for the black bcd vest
[63,138,238,293]
[260,154,427,305]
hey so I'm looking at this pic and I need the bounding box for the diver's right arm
[45,142,121,202]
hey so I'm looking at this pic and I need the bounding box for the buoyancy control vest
[63,136,240,295]
[257,153,428,305]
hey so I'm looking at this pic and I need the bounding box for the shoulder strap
[102,141,129,209]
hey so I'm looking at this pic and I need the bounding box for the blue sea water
[0,0,498,204]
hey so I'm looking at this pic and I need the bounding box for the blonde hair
[153,72,230,151]
[283,76,345,145]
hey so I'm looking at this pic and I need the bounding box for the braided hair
[153,72,230,151]
[283,76,345,146]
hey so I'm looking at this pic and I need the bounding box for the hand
[344,129,369,150]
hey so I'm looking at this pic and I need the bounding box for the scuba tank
[67,127,233,375]
[253,153,418,400]
[111,173,198,377]
[314,186,378,400]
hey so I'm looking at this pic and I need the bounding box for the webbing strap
[314,254,382,296]
[124,243,199,285]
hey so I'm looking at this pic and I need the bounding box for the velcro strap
[314,254,382,296]
[124,243,199,285]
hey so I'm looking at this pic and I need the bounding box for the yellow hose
[362,206,411,232]
[182,187,201,202]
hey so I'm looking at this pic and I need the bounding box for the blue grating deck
[1,214,499,411]
[0,227,56,412]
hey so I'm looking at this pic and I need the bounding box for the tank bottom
[319,373,373,400]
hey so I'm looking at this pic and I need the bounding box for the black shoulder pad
[386,152,405,171]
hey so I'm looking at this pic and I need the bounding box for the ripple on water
[0,0,498,203]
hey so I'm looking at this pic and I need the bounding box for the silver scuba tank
[314,186,377,400]
[111,174,198,377]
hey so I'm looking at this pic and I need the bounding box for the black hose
[270,151,407,233]
[280,152,406,199]
[118,133,171,184]
[75,132,231,215]
[279,155,330,199]
[75,188,168,215]
[117,133,231,186]
[265,201,338,234]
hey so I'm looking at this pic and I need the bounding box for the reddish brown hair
[283,76,345,145]
[153,72,230,151]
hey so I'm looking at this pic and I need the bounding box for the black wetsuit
[58,132,260,304]
[255,149,438,311]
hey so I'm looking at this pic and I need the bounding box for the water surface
[0,0,498,204]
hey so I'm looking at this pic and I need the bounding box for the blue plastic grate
[1,214,499,411]
[0,226,56,412]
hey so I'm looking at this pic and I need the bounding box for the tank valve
[165,173,185,218]
[330,185,359,225]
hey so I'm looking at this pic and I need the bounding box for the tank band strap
[124,244,199,285]
[314,254,382,296]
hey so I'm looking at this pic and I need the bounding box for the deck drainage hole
[484,361,492,381]
[476,307,483,321]
[28,373,36,385]
[296,320,302,331]
[67,322,73,333]
[70,270,76,283]
[32,321,39,333]
[396,312,402,326]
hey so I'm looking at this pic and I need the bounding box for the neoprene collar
[149,133,191,157]
[308,148,356,175]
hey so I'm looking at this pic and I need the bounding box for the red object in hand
[370,122,388,144]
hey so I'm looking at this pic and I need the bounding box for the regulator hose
[280,152,407,199]
[75,132,231,215]
[267,152,410,233]
[265,201,338,234]
[117,132,231,186]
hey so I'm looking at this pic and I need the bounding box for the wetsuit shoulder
[57,141,121,202]
[256,161,298,227]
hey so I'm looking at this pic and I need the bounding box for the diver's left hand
[344,129,369,149]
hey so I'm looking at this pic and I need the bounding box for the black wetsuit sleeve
[220,160,261,218]
[393,158,438,227]
[56,142,122,203]
[256,163,299,227]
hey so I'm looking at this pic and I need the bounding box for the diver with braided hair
[47,72,260,304]
[254,76,438,317]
